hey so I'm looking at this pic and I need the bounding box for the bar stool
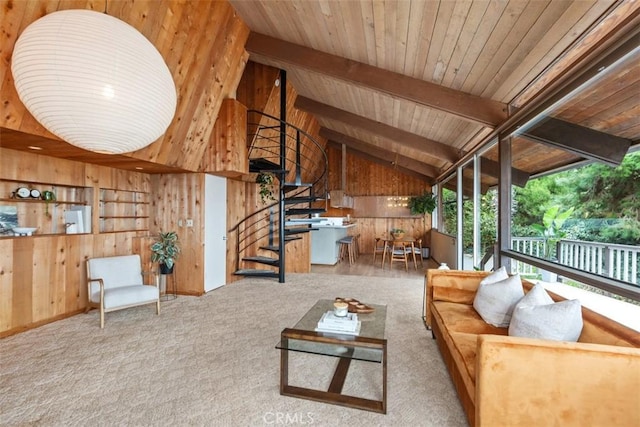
[352,233,361,260]
[337,236,355,265]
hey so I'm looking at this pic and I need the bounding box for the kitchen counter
[310,223,357,264]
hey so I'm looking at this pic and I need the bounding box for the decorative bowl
[391,231,405,240]
[12,227,37,236]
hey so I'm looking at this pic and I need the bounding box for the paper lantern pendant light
[11,9,177,154]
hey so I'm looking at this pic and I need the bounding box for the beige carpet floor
[0,273,466,426]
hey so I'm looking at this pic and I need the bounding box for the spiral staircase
[230,109,328,283]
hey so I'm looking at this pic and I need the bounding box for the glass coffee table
[276,299,387,413]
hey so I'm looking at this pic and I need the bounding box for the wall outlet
[186,219,194,227]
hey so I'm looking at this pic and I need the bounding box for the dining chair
[405,238,424,269]
[389,240,408,271]
[373,237,386,266]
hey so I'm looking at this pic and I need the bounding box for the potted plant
[390,228,405,240]
[408,191,437,254]
[150,231,181,274]
[256,172,276,204]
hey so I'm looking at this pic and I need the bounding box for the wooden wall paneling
[203,99,249,176]
[0,239,13,332]
[285,232,310,273]
[11,237,34,331]
[226,179,245,284]
[237,61,280,112]
[237,61,280,147]
[132,235,155,274]
[64,234,85,312]
[327,146,430,196]
[150,173,205,296]
[132,1,250,170]
[27,236,56,322]
[161,3,236,166]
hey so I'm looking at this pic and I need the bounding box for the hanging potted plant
[150,231,181,274]
[256,172,276,204]
[408,191,437,256]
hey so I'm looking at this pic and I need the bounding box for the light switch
[178,219,184,227]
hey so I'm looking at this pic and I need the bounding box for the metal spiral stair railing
[230,110,328,282]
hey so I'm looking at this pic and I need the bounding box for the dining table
[381,237,418,270]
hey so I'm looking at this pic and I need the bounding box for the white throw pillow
[473,274,524,327]
[479,266,509,285]
[509,297,583,342]
[516,283,554,308]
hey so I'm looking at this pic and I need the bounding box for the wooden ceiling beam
[479,157,530,188]
[246,32,508,127]
[322,129,439,180]
[521,117,632,166]
[296,96,460,163]
[441,179,490,198]
[301,97,528,186]
[327,141,433,183]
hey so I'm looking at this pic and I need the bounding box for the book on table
[315,311,361,335]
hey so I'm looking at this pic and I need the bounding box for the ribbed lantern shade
[11,10,176,154]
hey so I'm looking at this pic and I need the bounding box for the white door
[204,174,226,292]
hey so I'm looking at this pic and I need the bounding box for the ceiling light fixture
[11,9,177,154]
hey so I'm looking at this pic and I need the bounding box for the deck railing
[510,237,640,286]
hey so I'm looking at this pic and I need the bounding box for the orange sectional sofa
[424,269,640,427]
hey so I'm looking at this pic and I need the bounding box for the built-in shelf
[0,179,93,236]
[99,188,150,233]
[0,198,87,205]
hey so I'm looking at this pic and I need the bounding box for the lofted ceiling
[1,1,638,185]
[230,0,640,187]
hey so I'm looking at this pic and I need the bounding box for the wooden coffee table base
[279,328,387,414]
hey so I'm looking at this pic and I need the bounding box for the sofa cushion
[92,285,159,310]
[449,332,480,401]
[509,298,583,342]
[479,266,508,285]
[473,274,524,327]
[433,301,508,336]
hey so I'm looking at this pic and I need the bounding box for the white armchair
[86,254,160,328]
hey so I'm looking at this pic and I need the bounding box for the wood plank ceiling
[230,0,640,187]
[1,1,638,183]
